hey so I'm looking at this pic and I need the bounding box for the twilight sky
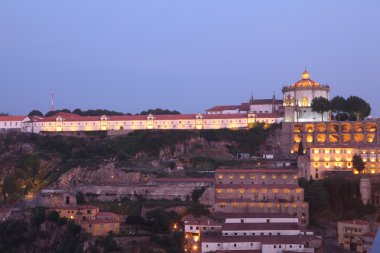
[1,1,379,116]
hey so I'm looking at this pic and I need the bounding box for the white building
[0,116,27,132]
[184,213,320,253]
[282,71,330,122]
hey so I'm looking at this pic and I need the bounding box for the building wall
[337,221,370,247]
[261,244,310,253]
[0,120,23,132]
[213,202,308,225]
[310,146,380,179]
[24,113,283,133]
[224,217,298,224]
[82,222,120,236]
[282,120,378,156]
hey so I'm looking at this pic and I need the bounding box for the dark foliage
[140,108,180,115]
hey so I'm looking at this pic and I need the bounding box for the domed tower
[282,70,330,122]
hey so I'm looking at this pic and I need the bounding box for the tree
[297,140,304,156]
[0,112,9,116]
[76,191,86,205]
[45,109,71,117]
[330,96,347,121]
[28,110,43,117]
[140,108,181,115]
[311,97,331,122]
[346,96,371,120]
[353,154,365,173]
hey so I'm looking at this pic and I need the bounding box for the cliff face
[52,163,143,189]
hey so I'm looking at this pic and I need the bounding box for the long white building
[0,112,283,134]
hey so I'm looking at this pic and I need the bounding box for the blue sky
[1,1,379,116]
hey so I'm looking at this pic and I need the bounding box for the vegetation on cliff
[299,175,376,225]
[1,123,276,203]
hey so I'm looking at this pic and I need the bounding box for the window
[234,244,237,247]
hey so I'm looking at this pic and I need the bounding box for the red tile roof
[0,116,26,121]
[215,168,298,173]
[222,213,295,219]
[201,235,318,244]
[250,99,283,105]
[206,105,240,112]
[95,212,118,218]
[55,205,99,210]
[222,222,299,231]
[255,112,283,118]
[151,178,214,183]
[215,184,300,189]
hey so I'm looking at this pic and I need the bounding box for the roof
[151,178,214,183]
[201,235,318,244]
[255,112,283,118]
[215,184,300,189]
[0,116,26,121]
[83,219,120,224]
[250,99,283,105]
[222,222,299,231]
[184,219,221,226]
[215,168,298,173]
[206,105,240,112]
[55,205,99,210]
[95,212,118,218]
[222,213,295,219]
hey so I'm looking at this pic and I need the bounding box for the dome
[291,70,320,88]
[301,70,310,80]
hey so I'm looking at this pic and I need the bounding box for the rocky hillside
[0,124,278,203]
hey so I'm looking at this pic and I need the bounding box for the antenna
[51,92,54,111]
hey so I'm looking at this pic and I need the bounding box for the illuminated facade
[21,112,283,133]
[282,71,330,122]
[283,120,378,155]
[213,169,309,226]
[310,145,380,179]
[54,205,120,236]
[0,116,27,132]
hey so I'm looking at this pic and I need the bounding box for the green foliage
[32,211,46,226]
[1,175,21,202]
[28,110,43,117]
[145,208,181,233]
[76,191,86,205]
[47,210,60,222]
[150,233,183,253]
[45,109,71,117]
[304,180,330,212]
[311,96,331,121]
[95,232,122,252]
[140,108,181,115]
[0,219,29,252]
[297,141,304,156]
[185,203,210,218]
[330,96,347,121]
[73,108,125,116]
[353,154,365,172]
[191,187,206,203]
[300,176,375,221]
[0,112,10,116]
[346,96,371,120]
[126,214,146,225]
